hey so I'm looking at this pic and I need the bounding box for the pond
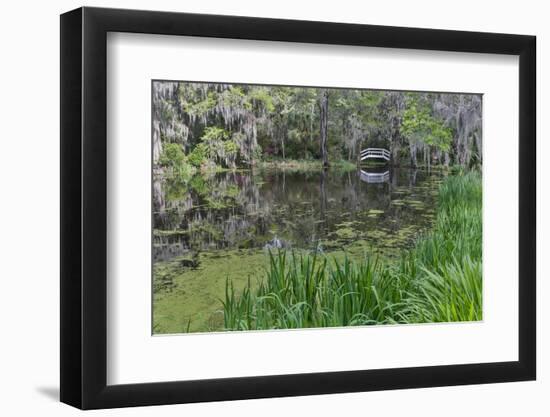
[153,166,443,333]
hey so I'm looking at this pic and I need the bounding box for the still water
[153,167,441,263]
[152,166,443,333]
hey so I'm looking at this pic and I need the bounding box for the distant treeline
[153,81,482,170]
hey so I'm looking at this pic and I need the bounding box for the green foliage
[222,171,482,329]
[159,143,185,167]
[189,174,210,196]
[222,251,404,329]
[164,166,195,201]
[224,140,238,155]
[158,143,196,185]
[221,86,251,110]
[194,127,240,168]
[402,97,453,152]
[257,159,356,173]
[185,128,239,169]
[181,90,217,117]
[200,126,230,142]
[188,143,208,167]
[249,87,275,112]
[165,81,480,167]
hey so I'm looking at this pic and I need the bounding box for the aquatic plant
[222,171,482,329]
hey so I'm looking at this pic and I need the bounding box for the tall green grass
[222,171,482,330]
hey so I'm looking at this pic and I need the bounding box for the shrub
[159,143,185,167]
[188,143,208,167]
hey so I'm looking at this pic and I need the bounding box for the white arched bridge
[360,148,391,162]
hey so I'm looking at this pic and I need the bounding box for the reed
[222,171,482,330]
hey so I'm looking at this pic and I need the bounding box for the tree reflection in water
[153,167,441,263]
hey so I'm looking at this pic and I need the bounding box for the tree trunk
[319,89,329,168]
[152,120,162,165]
[310,103,314,143]
[474,131,482,164]
[356,139,363,167]
[409,140,417,168]
[391,133,400,166]
[409,168,417,187]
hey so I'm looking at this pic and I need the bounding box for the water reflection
[153,167,441,262]
[360,169,390,184]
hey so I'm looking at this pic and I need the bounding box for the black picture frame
[60,6,536,410]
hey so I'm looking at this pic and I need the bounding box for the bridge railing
[359,170,390,183]
[360,148,391,161]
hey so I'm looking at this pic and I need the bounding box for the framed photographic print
[60,6,536,409]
